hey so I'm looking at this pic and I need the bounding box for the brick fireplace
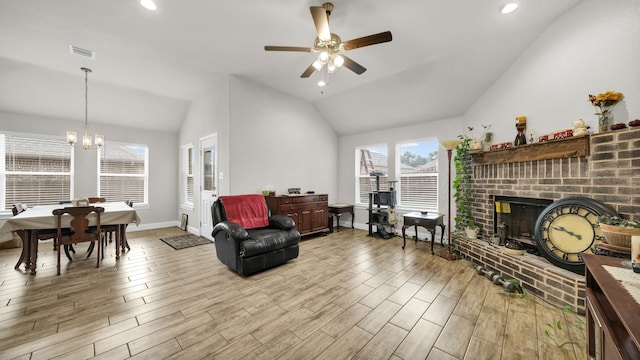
[453,127,640,313]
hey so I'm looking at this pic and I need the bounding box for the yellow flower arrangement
[588,91,624,117]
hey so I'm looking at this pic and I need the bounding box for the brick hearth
[453,127,640,313]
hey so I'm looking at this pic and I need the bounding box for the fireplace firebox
[493,196,553,250]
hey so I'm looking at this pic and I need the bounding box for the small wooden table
[402,212,445,254]
[328,204,354,232]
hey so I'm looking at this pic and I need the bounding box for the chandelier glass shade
[314,51,344,86]
[67,67,103,150]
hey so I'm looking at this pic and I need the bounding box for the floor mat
[160,234,213,250]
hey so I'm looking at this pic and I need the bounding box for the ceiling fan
[264,2,392,82]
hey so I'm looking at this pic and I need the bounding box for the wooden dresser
[584,254,640,359]
[265,194,329,236]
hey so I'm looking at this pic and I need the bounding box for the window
[396,139,438,209]
[99,142,148,205]
[0,132,73,211]
[181,144,194,207]
[356,144,389,205]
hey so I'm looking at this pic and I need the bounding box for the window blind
[397,139,439,210]
[1,133,72,210]
[99,142,148,204]
[181,145,194,205]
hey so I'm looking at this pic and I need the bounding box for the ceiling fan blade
[341,55,366,75]
[342,31,392,51]
[300,63,316,78]
[264,46,314,52]
[310,6,331,42]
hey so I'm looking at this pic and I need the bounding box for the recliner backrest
[211,199,227,226]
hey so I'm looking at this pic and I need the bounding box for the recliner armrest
[212,221,249,240]
[269,215,295,230]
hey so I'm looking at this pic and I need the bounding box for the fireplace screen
[494,196,553,248]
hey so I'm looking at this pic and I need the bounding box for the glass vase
[598,116,609,133]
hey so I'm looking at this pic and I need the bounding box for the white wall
[0,110,178,230]
[464,0,640,142]
[177,76,230,234]
[338,117,464,230]
[229,76,338,199]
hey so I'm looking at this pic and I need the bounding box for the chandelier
[66,67,104,150]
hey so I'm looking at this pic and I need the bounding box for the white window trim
[97,140,149,206]
[1,132,74,215]
[355,143,389,206]
[395,137,439,212]
[180,143,194,210]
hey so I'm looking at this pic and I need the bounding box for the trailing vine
[453,127,475,232]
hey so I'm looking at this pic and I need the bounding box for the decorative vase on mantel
[598,115,609,133]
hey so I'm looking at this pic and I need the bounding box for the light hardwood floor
[0,227,586,359]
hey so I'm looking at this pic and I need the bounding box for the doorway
[200,134,218,240]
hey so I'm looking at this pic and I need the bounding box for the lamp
[439,139,460,260]
[67,67,103,150]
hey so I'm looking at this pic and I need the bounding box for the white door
[200,134,218,240]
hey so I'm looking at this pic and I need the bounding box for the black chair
[211,194,300,276]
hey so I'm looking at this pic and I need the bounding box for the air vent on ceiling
[69,45,96,59]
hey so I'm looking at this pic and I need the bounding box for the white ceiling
[0,0,583,135]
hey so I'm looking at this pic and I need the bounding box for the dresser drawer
[292,194,328,204]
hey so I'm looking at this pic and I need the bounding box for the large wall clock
[534,197,618,275]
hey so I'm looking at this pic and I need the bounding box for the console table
[328,204,354,232]
[265,194,329,236]
[401,212,445,254]
[584,254,640,359]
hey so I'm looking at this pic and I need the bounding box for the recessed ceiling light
[140,0,157,11]
[500,2,519,14]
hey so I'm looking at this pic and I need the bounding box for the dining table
[0,202,141,275]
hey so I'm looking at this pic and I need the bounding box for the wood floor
[0,227,586,360]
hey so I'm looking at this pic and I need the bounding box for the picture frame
[180,214,188,231]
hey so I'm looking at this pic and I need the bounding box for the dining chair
[85,197,118,259]
[52,206,104,275]
[12,205,70,271]
[120,199,133,252]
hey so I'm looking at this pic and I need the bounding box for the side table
[401,212,445,254]
[328,204,354,232]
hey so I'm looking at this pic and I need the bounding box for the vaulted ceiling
[0,0,583,135]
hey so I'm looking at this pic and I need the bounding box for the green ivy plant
[597,215,640,229]
[544,305,585,348]
[453,127,475,232]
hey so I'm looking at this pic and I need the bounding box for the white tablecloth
[0,202,141,235]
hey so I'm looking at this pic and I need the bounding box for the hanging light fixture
[314,51,345,85]
[67,67,103,150]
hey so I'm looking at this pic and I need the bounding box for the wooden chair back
[88,197,106,204]
[52,206,104,275]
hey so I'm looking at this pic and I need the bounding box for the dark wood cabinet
[265,194,329,236]
[584,254,640,360]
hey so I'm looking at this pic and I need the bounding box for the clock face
[534,197,617,275]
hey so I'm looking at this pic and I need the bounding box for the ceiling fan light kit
[264,2,392,86]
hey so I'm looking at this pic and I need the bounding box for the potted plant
[453,128,477,238]
[465,219,478,239]
[597,215,640,248]
[467,126,483,151]
[482,124,493,151]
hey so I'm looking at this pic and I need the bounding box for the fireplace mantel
[472,134,589,165]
